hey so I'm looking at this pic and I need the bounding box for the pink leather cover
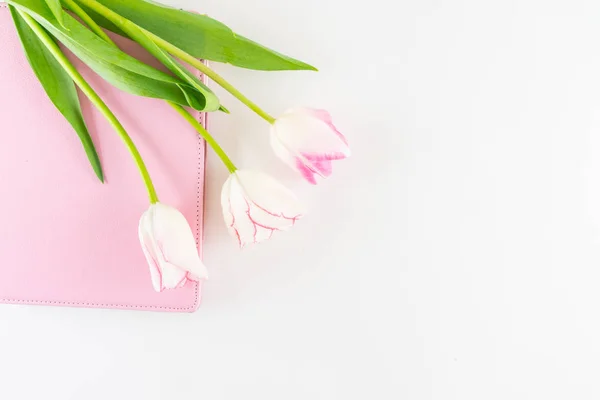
[0,5,205,312]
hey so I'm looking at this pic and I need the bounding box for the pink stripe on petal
[155,240,191,290]
[228,197,243,248]
[300,153,336,177]
[249,216,279,232]
[142,241,164,291]
[243,199,260,244]
[307,109,349,147]
[250,200,303,223]
[282,213,302,223]
[330,126,349,146]
[303,152,348,161]
[250,200,285,218]
[308,108,333,123]
[153,261,164,292]
[250,215,259,243]
[239,198,302,245]
[296,158,318,184]
[312,159,333,176]
[245,199,281,234]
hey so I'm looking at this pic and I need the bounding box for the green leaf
[104,16,220,111]
[80,0,317,71]
[8,0,220,111]
[9,4,104,182]
[43,0,66,29]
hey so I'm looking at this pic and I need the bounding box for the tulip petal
[294,158,318,184]
[158,262,188,289]
[273,107,350,158]
[140,237,164,292]
[301,153,335,177]
[303,108,349,146]
[270,107,350,183]
[138,203,208,292]
[222,176,258,247]
[139,210,165,291]
[149,204,208,281]
[235,170,305,220]
[221,171,305,247]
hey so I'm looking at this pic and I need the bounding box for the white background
[3,0,600,398]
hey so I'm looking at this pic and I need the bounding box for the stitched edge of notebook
[0,3,204,312]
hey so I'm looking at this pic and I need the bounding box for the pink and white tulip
[270,108,351,184]
[138,203,208,292]
[221,170,305,248]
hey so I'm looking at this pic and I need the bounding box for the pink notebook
[0,5,205,312]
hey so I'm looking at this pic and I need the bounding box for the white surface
[3,0,600,398]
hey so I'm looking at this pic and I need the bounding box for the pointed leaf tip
[43,0,67,29]
[10,4,105,182]
[82,0,318,71]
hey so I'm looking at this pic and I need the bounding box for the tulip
[138,203,208,292]
[270,108,351,184]
[221,170,305,248]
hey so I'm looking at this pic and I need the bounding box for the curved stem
[19,11,159,203]
[153,36,275,124]
[63,1,236,175]
[74,0,276,124]
[168,103,237,173]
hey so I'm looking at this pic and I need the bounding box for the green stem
[153,35,276,124]
[66,1,237,174]
[62,0,116,46]
[169,102,237,173]
[18,10,159,203]
[74,0,276,124]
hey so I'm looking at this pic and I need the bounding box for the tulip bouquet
[7,0,350,292]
